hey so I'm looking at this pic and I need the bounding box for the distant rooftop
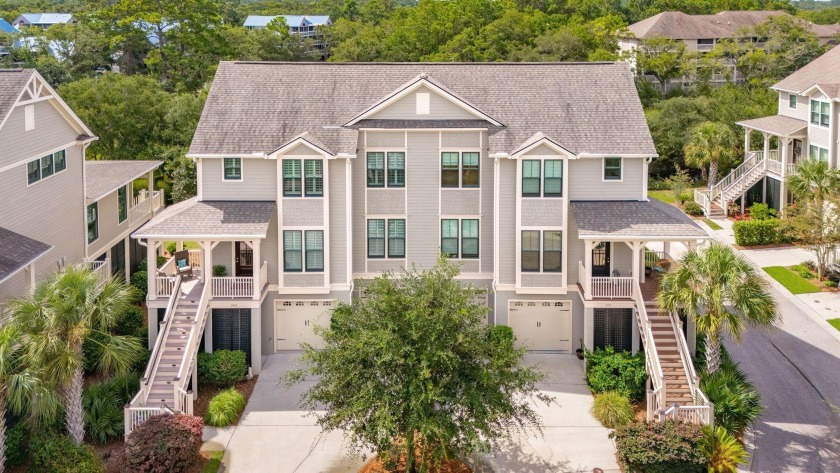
[15,13,73,25]
[627,10,840,40]
[0,18,17,34]
[243,15,331,29]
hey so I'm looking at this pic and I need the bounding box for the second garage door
[275,300,335,351]
[508,300,572,352]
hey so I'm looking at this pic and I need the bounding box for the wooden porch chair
[173,250,193,279]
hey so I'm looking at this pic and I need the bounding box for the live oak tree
[285,258,551,473]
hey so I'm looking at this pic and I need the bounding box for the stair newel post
[192,353,198,401]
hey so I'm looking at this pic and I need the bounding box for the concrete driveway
[204,353,618,472]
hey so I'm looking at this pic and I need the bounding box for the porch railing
[768,149,779,162]
[786,163,798,176]
[155,277,176,298]
[87,259,109,287]
[172,282,211,414]
[694,189,711,216]
[129,190,164,226]
[591,276,634,299]
[767,159,782,175]
[644,250,672,268]
[211,277,254,298]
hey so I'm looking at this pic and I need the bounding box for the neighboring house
[243,15,331,53]
[695,45,840,216]
[12,13,73,29]
[0,69,164,307]
[620,11,840,89]
[126,62,712,431]
[0,18,18,34]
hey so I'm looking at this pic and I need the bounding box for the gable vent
[416,93,430,115]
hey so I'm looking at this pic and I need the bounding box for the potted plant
[576,339,585,360]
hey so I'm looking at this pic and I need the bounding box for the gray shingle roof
[85,160,163,201]
[736,115,808,137]
[0,227,52,284]
[774,45,840,96]
[132,198,275,239]
[627,11,840,41]
[190,62,656,158]
[0,69,34,127]
[570,200,708,239]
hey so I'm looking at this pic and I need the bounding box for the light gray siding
[405,132,442,269]
[87,190,129,258]
[441,131,481,148]
[520,273,563,288]
[201,158,277,201]
[369,86,479,121]
[611,242,633,276]
[809,124,830,148]
[0,144,86,298]
[0,100,81,169]
[212,242,234,276]
[524,144,561,156]
[367,189,406,215]
[352,137,367,274]
[441,189,480,215]
[778,93,808,121]
[479,136,494,274]
[568,158,644,201]
[263,212,279,283]
[521,199,563,227]
[368,260,405,273]
[284,273,325,287]
[328,160,347,285]
[282,143,321,155]
[566,211,585,285]
[498,159,517,284]
[282,199,324,227]
[365,131,404,148]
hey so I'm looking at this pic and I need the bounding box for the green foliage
[167,156,198,203]
[700,426,749,472]
[700,365,762,435]
[590,391,634,429]
[124,414,204,473]
[733,219,793,246]
[205,388,246,426]
[747,203,776,220]
[203,451,224,473]
[131,270,148,300]
[83,373,140,443]
[198,350,247,387]
[5,421,29,468]
[284,257,550,472]
[762,266,821,294]
[611,421,708,473]
[31,434,103,473]
[212,264,229,277]
[167,241,178,255]
[114,305,145,336]
[683,200,704,216]
[584,347,647,401]
[684,121,737,189]
[703,218,723,231]
[791,264,815,280]
[632,36,689,95]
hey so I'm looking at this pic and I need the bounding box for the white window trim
[440,148,482,189]
[281,157,325,199]
[810,99,830,128]
[519,228,564,274]
[789,94,797,109]
[365,150,407,189]
[440,217,481,260]
[25,149,67,187]
[281,228,326,273]
[602,157,623,182]
[809,144,829,163]
[87,202,99,244]
[520,156,564,198]
[222,157,244,182]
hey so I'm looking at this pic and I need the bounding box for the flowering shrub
[611,421,708,473]
[123,414,204,473]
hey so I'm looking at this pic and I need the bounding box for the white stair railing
[632,280,665,421]
[140,276,182,404]
[172,282,212,414]
[668,311,714,427]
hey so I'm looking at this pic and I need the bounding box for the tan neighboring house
[125,61,713,434]
[0,68,164,307]
[620,11,840,89]
[696,45,840,217]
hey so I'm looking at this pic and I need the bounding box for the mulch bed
[193,376,258,423]
[359,455,472,473]
[632,400,647,423]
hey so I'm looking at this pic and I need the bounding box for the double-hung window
[41,154,54,179]
[522,160,541,196]
[543,160,563,196]
[223,158,242,180]
[368,219,405,258]
[283,230,324,272]
[789,94,797,109]
[303,160,323,196]
[440,219,478,258]
[27,160,40,184]
[283,160,302,197]
[54,150,66,172]
[521,230,562,272]
[118,186,127,223]
[283,231,303,271]
[367,152,385,187]
[305,230,324,271]
[809,144,829,163]
[387,152,405,187]
[26,149,67,185]
[811,100,830,127]
[87,203,98,244]
[604,158,622,180]
[441,152,480,188]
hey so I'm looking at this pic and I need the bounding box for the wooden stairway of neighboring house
[708,157,768,216]
[645,301,694,407]
[146,282,204,409]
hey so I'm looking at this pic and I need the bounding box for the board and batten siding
[0,100,81,170]
[497,158,517,284]
[0,144,86,295]
[567,158,644,201]
[369,85,479,121]
[200,158,277,200]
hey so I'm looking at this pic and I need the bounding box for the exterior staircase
[124,276,211,437]
[646,301,694,407]
[695,151,769,217]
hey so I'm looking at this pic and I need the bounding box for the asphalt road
[724,283,840,473]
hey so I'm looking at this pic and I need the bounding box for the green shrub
[133,347,152,373]
[166,241,177,255]
[826,280,838,288]
[585,347,647,401]
[114,305,145,336]
[733,219,793,246]
[31,434,103,473]
[648,179,670,191]
[487,324,515,348]
[83,373,140,443]
[683,201,704,216]
[590,391,633,429]
[700,365,762,434]
[748,202,776,220]
[679,192,692,204]
[198,350,247,387]
[212,264,228,277]
[131,270,148,300]
[700,426,749,473]
[611,421,708,473]
[124,414,203,473]
[791,264,815,280]
[205,388,246,426]
[5,421,28,468]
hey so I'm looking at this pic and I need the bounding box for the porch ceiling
[736,115,807,138]
[570,199,708,240]
[131,197,275,240]
[0,226,52,284]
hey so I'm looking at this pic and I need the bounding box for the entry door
[792,139,802,164]
[235,241,253,277]
[592,242,611,277]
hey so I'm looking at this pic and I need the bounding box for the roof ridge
[227,61,619,66]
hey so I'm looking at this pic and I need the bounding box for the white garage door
[275,300,334,351]
[508,300,572,352]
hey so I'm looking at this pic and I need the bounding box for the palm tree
[658,242,779,374]
[5,265,143,444]
[0,325,59,473]
[684,121,737,192]
[786,159,840,201]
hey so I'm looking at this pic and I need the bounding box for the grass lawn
[763,266,822,294]
[828,319,840,332]
[702,218,723,230]
[203,451,224,473]
[648,190,676,204]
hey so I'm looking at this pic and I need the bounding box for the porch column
[583,307,594,351]
[200,241,214,284]
[191,353,198,400]
[628,241,643,283]
[147,240,158,301]
[584,240,595,300]
[744,128,751,155]
[663,241,671,259]
[780,137,789,213]
[26,263,36,295]
[124,236,131,284]
[686,240,698,251]
[762,133,770,162]
[146,171,154,203]
[252,239,261,300]
[176,241,184,252]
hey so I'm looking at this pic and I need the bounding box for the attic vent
[416,93,430,115]
[24,105,34,131]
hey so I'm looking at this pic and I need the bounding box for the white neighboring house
[12,13,73,29]
[243,15,331,36]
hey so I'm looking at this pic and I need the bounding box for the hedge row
[733,219,793,246]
